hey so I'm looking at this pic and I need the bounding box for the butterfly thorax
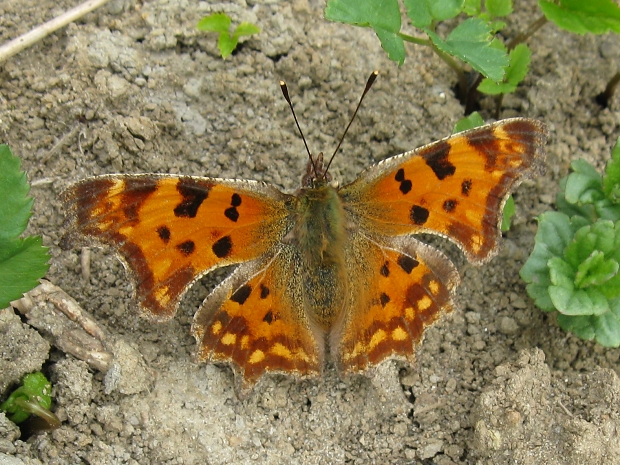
[290,182,348,330]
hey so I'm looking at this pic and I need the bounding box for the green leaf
[426,18,509,81]
[0,145,33,241]
[453,111,485,133]
[501,195,515,232]
[557,314,596,341]
[564,159,604,205]
[603,137,620,202]
[325,0,405,64]
[0,146,49,308]
[404,0,464,28]
[463,0,481,15]
[486,0,513,18]
[0,373,53,424]
[539,0,620,35]
[548,256,576,289]
[549,285,609,315]
[0,237,49,308]
[233,22,261,38]
[593,298,620,347]
[478,43,530,95]
[574,250,619,288]
[196,13,231,34]
[556,177,598,222]
[218,34,238,59]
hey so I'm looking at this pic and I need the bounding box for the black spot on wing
[263,310,273,324]
[443,199,457,212]
[395,168,412,195]
[224,207,239,222]
[380,262,390,277]
[260,284,270,299]
[177,240,195,256]
[421,141,456,180]
[397,254,419,274]
[461,179,472,196]
[212,235,232,258]
[157,226,170,244]
[410,205,429,225]
[231,285,252,305]
[380,293,390,307]
[174,179,210,218]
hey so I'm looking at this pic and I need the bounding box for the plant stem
[507,15,549,50]
[0,0,112,64]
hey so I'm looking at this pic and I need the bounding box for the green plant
[325,0,620,113]
[1,372,60,429]
[0,144,49,308]
[520,137,620,347]
[197,13,260,59]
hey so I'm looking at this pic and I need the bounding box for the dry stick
[0,0,112,64]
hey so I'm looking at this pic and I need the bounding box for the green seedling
[1,372,60,430]
[452,112,515,231]
[521,137,620,347]
[325,0,620,113]
[197,13,260,59]
[0,144,49,308]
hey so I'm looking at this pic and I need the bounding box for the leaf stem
[507,15,549,50]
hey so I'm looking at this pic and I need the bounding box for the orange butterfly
[61,72,548,395]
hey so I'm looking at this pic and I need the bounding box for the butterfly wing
[334,118,547,374]
[339,118,548,263]
[332,234,459,374]
[61,175,292,321]
[192,245,323,395]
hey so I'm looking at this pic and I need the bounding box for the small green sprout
[1,372,60,429]
[521,137,620,347]
[197,13,260,59]
[452,112,515,231]
[0,144,49,308]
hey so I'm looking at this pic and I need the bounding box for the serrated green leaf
[197,13,231,34]
[426,18,509,81]
[0,236,49,308]
[0,145,34,242]
[486,0,513,18]
[325,0,405,64]
[557,313,596,341]
[453,111,485,133]
[463,0,481,15]
[539,0,620,35]
[234,23,260,38]
[478,43,530,95]
[603,137,620,202]
[404,0,464,28]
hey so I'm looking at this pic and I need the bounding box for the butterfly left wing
[340,118,548,263]
[192,244,324,395]
[60,175,292,321]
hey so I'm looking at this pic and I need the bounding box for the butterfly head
[301,152,332,188]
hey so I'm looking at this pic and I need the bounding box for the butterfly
[60,72,548,396]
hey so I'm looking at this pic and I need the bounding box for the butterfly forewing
[60,175,292,321]
[339,118,548,263]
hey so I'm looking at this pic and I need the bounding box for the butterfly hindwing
[333,233,460,374]
[191,245,323,394]
[60,175,292,321]
[340,118,548,263]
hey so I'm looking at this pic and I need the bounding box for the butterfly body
[61,117,548,395]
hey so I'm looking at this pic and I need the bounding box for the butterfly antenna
[324,70,379,176]
[279,80,318,177]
